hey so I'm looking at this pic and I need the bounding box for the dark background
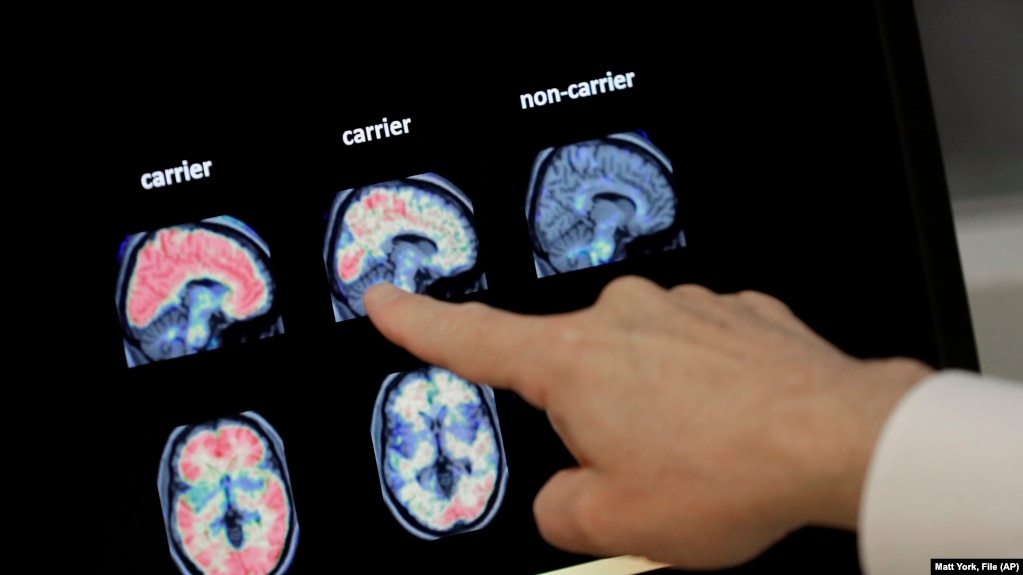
[80,4,965,573]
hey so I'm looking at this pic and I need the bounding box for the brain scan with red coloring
[115,215,284,367]
[157,412,298,575]
[323,173,487,322]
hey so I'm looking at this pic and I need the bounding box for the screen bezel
[873,0,979,372]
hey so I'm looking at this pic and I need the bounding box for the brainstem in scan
[371,366,509,540]
[526,131,685,278]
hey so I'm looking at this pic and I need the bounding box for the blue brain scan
[324,173,487,322]
[371,367,509,540]
[526,131,685,278]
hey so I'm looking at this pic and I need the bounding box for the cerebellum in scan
[157,412,299,575]
[323,173,487,322]
[526,131,685,278]
[371,367,509,540]
[115,215,284,368]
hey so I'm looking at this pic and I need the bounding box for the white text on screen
[520,72,636,110]
[343,118,411,146]
[141,161,212,190]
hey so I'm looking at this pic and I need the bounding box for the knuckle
[738,290,791,313]
[600,275,659,301]
[671,283,715,299]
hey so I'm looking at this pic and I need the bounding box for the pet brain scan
[157,412,298,575]
[371,367,509,540]
[115,215,284,368]
[526,131,685,278]
[324,173,487,322]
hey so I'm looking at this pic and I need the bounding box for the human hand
[363,277,934,569]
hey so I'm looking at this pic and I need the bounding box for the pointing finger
[364,283,555,407]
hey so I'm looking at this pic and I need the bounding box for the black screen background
[79,6,948,574]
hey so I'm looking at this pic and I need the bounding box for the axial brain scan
[371,367,508,540]
[324,173,487,322]
[157,412,298,575]
[115,215,284,368]
[526,131,685,278]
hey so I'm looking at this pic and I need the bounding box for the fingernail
[365,282,402,305]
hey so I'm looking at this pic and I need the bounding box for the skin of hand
[363,276,935,569]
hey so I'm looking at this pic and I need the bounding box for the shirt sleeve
[859,370,1023,574]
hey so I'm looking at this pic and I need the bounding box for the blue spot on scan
[393,428,418,458]
[446,421,477,445]
[210,506,260,550]
[117,237,130,263]
[233,473,265,492]
[434,405,449,423]
[193,474,268,550]
[175,283,228,350]
[394,247,423,291]
[339,229,354,246]
[185,482,218,512]
[459,402,482,424]
[386,452,409,491]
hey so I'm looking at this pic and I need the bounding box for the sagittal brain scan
[324,173,487,322]
[115,215,284,368]
[526,131,685,278]
[371,367,509,540]
[157,412,298,575]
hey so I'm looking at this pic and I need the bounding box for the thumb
[534,467,623,558]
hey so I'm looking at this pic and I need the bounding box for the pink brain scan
[371,366,509,540]
[323,173,487,322]
[157,412,299,575]
[115,215,284,368]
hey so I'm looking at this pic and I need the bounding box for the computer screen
[89,4,969,574]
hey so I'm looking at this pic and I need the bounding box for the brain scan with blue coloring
[324,173,487,322]
[371,366,509,540]
[526,131,685,278]
[115,215,285,368]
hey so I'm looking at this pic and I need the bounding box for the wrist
[805,357,935,531]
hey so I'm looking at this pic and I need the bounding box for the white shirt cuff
[858,370,1023,574]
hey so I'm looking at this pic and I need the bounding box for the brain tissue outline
[115,215,284,368]
[526,131,685,278]
[324,173,487,322]
[157,412,299,575]
[371,367,509,540]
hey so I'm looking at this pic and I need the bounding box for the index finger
[364,282,554,407]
